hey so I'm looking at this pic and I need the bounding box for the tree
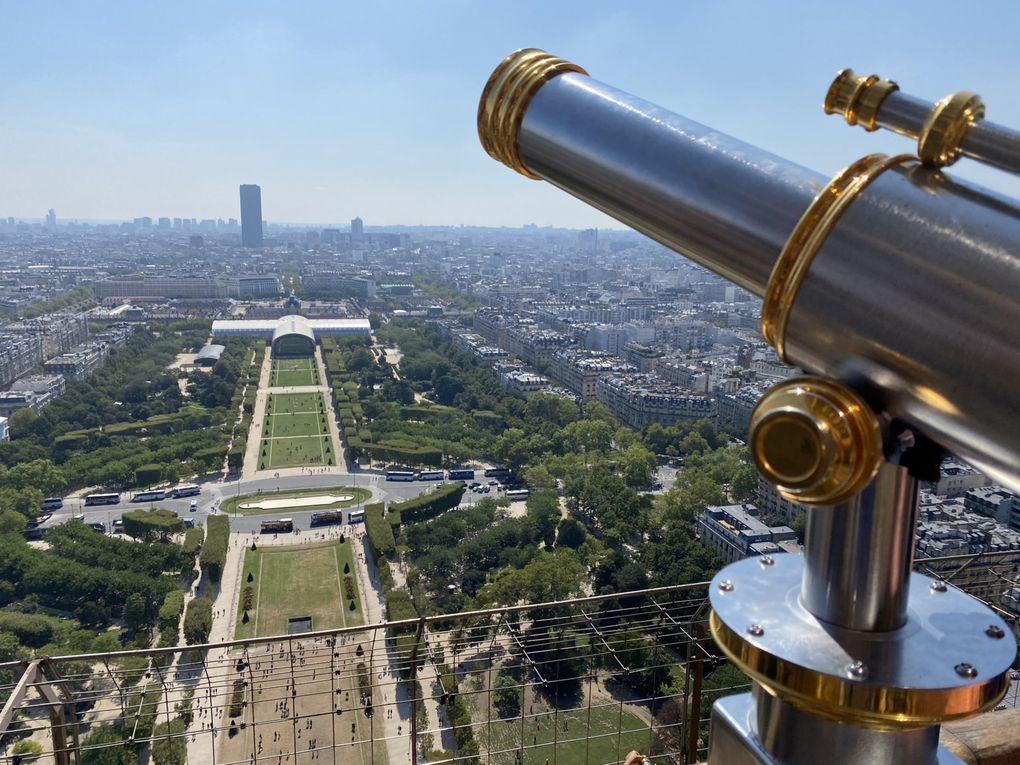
[12,740,43,762]
[8,408,40,439]
[493,670,521,717]
[492,428,530,473]
[151,719,187,765]
[613,426,640,451]
[618,443,657,488]
[80,727,134,765]
[661,469,725,527]
[520,464,556,491]
[731,463,759,503]
[555,518,586,549]
[679,432,710,457]
[0,509,26,533]
[123,592,147,633]
[560,419,613,456]
[122,508,185,543]
[525,394,579,428]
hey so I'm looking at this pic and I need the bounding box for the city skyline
[4,1,1020,227]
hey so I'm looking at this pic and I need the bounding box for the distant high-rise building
[351,216,363,238]
[240,184,264,247]
[45,209,56,227]
[158,217,171,229]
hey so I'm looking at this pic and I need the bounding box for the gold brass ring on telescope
[761,153,918,361]
[478,49,588,179]
[709,610,1010,730]
[824,69,898,131]
[917,91,985,167]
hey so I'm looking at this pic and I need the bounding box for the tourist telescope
[478,50,1020,765]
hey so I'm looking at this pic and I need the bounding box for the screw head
[747,624,764,637]
[930,580,948,593]
[845,660,868,679]
[759,555,775,567]
[985,625,1005,639]
[718,579,734,593]
[954,663,978,678]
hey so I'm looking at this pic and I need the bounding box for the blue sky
[3,1,1020,227]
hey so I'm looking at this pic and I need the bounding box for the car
[73,513,85,521]
[488,480,498,486]
[482,486,491,493]
[113,519,123,527]
[190,500,198,511]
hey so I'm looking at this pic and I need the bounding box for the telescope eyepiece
[477,48,587,179]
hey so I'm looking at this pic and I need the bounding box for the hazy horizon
[5,1,1020,227]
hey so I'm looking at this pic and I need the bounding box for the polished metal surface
[802,462,919,631]
[482,57,1020,491]
[962,120,1020,175]
[876,91,941,138]
[708,692,965,765]
[517,72,826,295]
[875,91,1020,174]
[709,554,1015,727]
[748,375,883,507]
[756,688,941,765]
[781,165,1020,492]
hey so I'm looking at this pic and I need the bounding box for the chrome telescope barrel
[825,69,1020,174]
[478,49,1020,492]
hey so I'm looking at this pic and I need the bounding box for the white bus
[417,470,444,481]
[41,497,63,510]
[84,493,120,506]
[348,510,365,524]
[386,470,415,482]
[171,484,201,498]
[131,489,166,503]
[504,489,530,500]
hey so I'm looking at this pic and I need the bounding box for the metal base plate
[708,692,966,765]
[709,554,1015,727]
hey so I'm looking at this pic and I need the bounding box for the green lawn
[266,411,327,438]
[266,391,324,415]
[259,435,335,468]
[222,485,372,515]
[257,392,336,468]
[483,700,656,765]
[234,540,363,639]
[270,358,319,387]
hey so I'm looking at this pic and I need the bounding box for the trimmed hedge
[345,438,442,467]
[183,527,204,554]
[364,503,395,558]
[183,595,213,645]
[199,516,229,582]
[0,611,54,648]
[390,482,465,524]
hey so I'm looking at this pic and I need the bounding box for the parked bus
[171,484,201,498]
[261,518,294,533]
[84,493,120,506]
[417,470,444,481]
[310,510,343,527]
[385,470,415,482]
[483,467,511,479]
[505,489,530,501]
[41,497,63,511]
[348,509,365,524]
[448,469,475,480]
[131,489,166,503]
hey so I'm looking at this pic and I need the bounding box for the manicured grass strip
[234,540,363,639]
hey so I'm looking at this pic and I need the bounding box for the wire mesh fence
[0,552,1016,765]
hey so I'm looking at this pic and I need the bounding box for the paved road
[40,472,451,536]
